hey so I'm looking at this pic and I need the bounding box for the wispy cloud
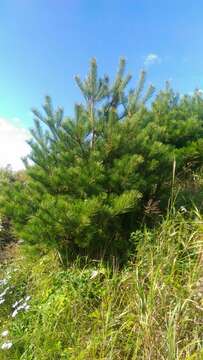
[0,117,30,170]
[144,53,161,66]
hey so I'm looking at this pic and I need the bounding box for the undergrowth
[0,211,202,359]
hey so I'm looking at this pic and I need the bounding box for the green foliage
[1,59,203,259]
[0,213,202,359]
[0,168,17,248]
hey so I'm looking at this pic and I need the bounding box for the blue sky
[0,0,203,168]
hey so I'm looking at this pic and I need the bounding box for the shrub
[0,168,17,249]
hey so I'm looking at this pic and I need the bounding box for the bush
[0,168,17,249]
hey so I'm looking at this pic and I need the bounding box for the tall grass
[0,211,202,359]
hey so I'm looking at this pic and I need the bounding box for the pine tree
[1,58,203,262]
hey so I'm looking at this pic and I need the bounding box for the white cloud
[144,53,161,66]
[196,89,203,95]
[187,89,203,97]
[0,117,30,171]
